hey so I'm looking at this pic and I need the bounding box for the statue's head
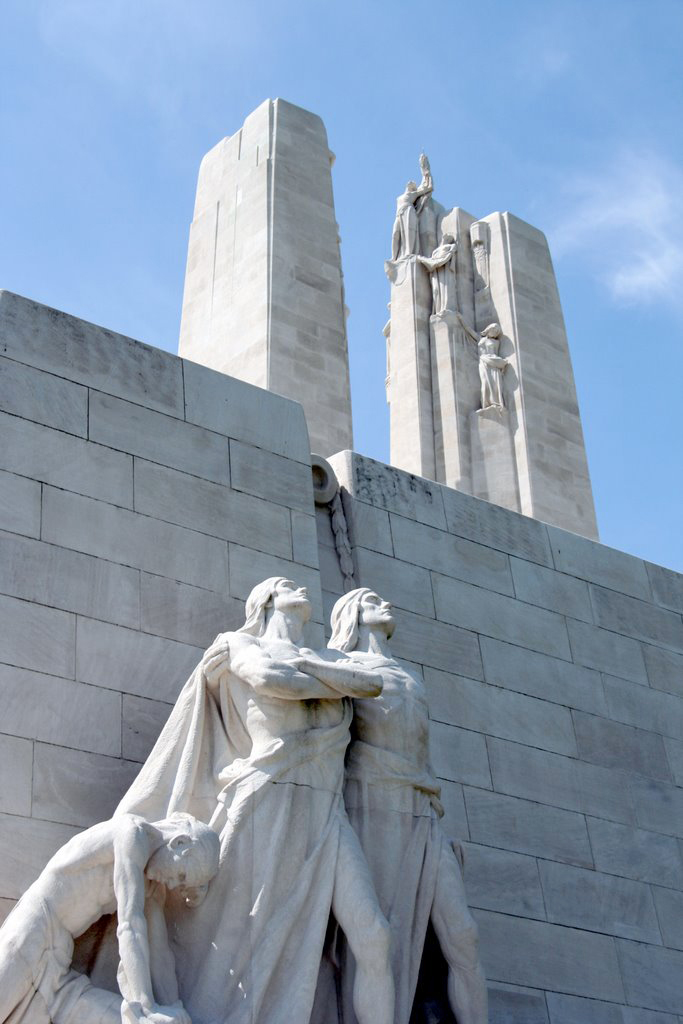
[482,323,502,339]
[406,180,418,192]
[146,814,220,900]
[240,577,312,636]
[442,233,455,245]
[328,588,395,653]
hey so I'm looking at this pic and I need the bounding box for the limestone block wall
[324,451,683,1024]
[0,290,322,924]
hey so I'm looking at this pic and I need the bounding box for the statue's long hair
[328,587,375,653]
[239,576,287,637]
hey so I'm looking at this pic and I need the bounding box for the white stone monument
[178,99,353,458]
[384,156,599,540]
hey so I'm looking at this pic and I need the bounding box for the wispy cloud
[548,150,683,305]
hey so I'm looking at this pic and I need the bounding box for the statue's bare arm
[298,652,382,698]
[145,889,180,1006]
[228,637,348,701]
[113,817,189,1023]
[456,311,479,343]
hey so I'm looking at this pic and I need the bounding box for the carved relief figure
[329,589,488,1024]
[116,578,394,1024]
[458,315,510,410]
[0,812,219,1024]
[418,233,458,315]
[391,159,434,260]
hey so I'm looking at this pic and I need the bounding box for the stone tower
[179,99,353,457]
[385,158,598,540]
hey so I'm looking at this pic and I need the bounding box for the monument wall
[2,291,683,1021]
[0,289,323,917]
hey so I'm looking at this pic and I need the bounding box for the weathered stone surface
[42,486,229,592]
[488,984,549,1024]
[538,859,661,943]
[290,510,319,569]
[229,439,314,513]
[617,938,683,1015]
[480,636,607,715]
[511,556,593,622]
[134,459,292,559]
[630,777,683,839]
[567,619,648,684]
[389,607,483,677]
[546,993,624,1023]
[389,513,514,595]
[475,909,625,1001]
[183,358,311,464]
[0,530,140,629]
[0,469,41,539]
[465,787,593,867]
[0,734,33,816]
[488,737,634,824]
[642,644,683,698]
[430,721,492,788]
[441,485,553,565]
[331,451,447,529]
[32,743,140,828]
[548,526,652,600]
[604,675,683,741]
[140,573,243,648]
[573,710,671,780]
[122,694,172,763]
[651,885,683,951]
[76,617,202,703]
[89,390,230,485]
[587,817,683,889]
[425,667,578,755]
[663,736,683,787]
[0,593,75,678]
[433,573,571,659]
[463,843,545,918]
[590,585,683,652]
[352,546,435,616]
[0,409,133,507]
[0,355,88,436]
[0,665,121,756]
[646,562,683,615]
[0,291,184,417]
[340,495,394,557]
[0,812,79,899]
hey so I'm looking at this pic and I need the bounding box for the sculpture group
[0,577,486,1024]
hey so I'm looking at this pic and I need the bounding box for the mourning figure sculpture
[391,154,434,260]
[116,577,395,1024]
[0,812,219,1024]
[329,588,488,1024]
[419,233,458,315]
[458,314,510,410]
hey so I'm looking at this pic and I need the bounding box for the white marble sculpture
[458,314,509,410]
[116,578,395,1024]
[0,812,219,1024]
[419,233,458,315]
[391,157,434,260]
[329,588,488,1024]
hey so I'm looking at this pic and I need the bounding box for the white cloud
[548,151,683,305]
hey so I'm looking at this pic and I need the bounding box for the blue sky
[1,0,681,570]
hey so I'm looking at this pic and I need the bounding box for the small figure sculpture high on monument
[419,233,458,315]
[458,314,510,410]
[390,155,434,260]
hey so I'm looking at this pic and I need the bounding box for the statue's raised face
[406,180,418,192]
[358,590,395,637]
[272,579,312,622]
[442,233,455,245]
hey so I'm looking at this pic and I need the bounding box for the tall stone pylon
[179,99,353,457]
[385,157,599,540]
